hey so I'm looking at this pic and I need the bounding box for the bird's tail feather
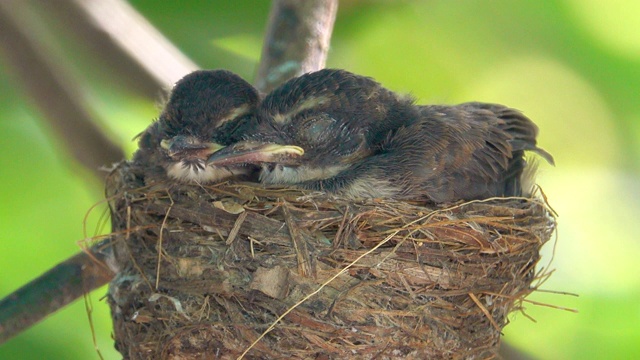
[491,105,555,166]
[497,107,552,196]
[465,102,554,196]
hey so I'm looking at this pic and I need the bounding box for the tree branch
[68,0,199,89]
[30,0,168,98]
[0,239,114,344]
[254,0,338,92]
[0,1,124,178]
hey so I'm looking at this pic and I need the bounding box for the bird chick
[134,69,259,184]
[207,70,553,202]
[207,69,417,184]
[327,103,554,202]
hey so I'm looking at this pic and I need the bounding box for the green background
[1,1,639,359]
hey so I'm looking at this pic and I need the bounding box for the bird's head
[136,70,260,183]
[206,69,416,186]
[206,107,373,185]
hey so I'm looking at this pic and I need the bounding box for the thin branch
[0,239,114,345]
[0,1,124,178]
[29,0,165,98]
[69,0,199,89]
[254,0,338,92]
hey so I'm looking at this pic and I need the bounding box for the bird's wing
[421,103,551,199]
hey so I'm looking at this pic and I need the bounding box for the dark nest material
[105,160,556,360]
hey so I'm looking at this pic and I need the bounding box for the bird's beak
[161,136,224,158]
[207,141,305,166]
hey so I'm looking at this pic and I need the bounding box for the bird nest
[105,160,556,360]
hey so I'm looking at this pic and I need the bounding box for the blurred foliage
[1,1,639,359]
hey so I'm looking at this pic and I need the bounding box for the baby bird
[313,102,554,202]
[207,69,553,202]
[207,69,416,183]
[134,69,259,184]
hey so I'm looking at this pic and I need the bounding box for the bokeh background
[1,1,639,359]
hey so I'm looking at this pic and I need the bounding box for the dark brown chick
[207,70,553,202]
[134,69,259,184]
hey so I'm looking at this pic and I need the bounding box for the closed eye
[296,114,336,144]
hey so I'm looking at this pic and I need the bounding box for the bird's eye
[307,119,332,136]
[160,139,171,150]
[298,115,335,143]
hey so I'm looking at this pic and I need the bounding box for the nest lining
[106,160,556,360]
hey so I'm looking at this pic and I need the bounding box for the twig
[254,0,338,92]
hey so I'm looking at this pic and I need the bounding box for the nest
[105,160,556,360]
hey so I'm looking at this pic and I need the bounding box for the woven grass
[105,160,556,359]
